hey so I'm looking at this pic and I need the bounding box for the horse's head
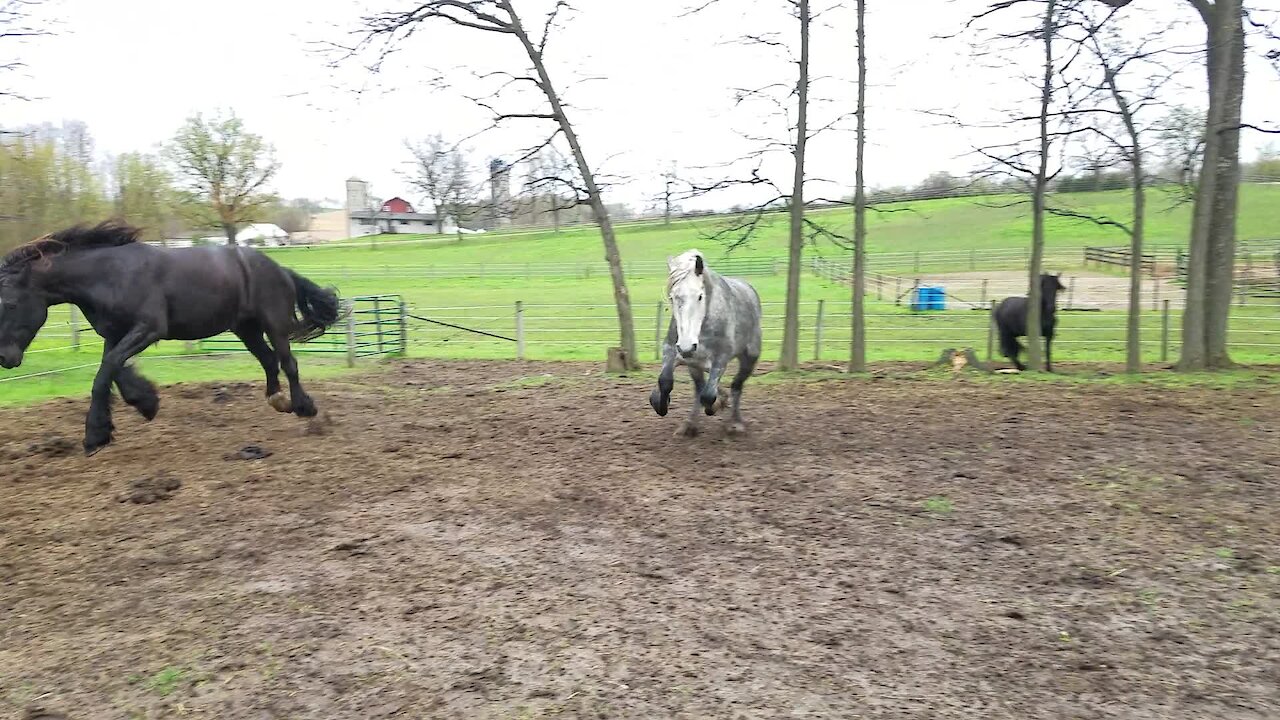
[0,267,49,369]
[1041,272,1066,297]
[667,250,707,358]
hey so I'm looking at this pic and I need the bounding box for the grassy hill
[264,184,1280,269]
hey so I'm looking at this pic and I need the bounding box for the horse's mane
[666,249,706,296]
[0,220,143,274]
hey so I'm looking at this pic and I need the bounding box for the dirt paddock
[2,361,1279,719]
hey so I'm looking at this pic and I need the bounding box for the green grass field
[4,186,1279,406]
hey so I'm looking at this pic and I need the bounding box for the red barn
[380,197,415,214]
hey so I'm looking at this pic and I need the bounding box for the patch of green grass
[1214,547,1236,560]
[1137,589,1162,611]
[143,667,186,697]
[492,374,569,391]
[923,496,954,515]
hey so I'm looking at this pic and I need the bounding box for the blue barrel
[912,285,946,311]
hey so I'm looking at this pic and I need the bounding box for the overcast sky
[5,0,1279,211]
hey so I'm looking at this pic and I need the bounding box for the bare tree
[681,0,843,372]
[1053,4,1187,373]
[165,111,280,245]
[1154,104,1206,187]
[0,0,52,101]
[405,134,474,234]
[849,0,868,373]
[1098,0,1251,369]
[523,146,580,232]
[653,162,681,226]
[783,0,811,372]
[355,1,641,369]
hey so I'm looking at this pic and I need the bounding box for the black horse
[993,273,1067,372]
[0,221,342,455]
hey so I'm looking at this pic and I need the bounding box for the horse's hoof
[649,389,669,417]
[675,422,699,438]
[136,395,160,421]
[728,422,747,435]
[293,397,318,418]
[268,392,292,413]
[84,435,112,457]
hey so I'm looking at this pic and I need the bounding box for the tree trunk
[504,2,639,369]
[780,0,810,372]
[1179,0,1244,370]
[849,0,867,373]
[223,222,237,246]
[1204,0,1244,369]
[1098,57,1146,373]
[552,201,561,233]
[1026,0,1055,372]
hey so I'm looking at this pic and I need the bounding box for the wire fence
[7,291,1280,392]
[397,300,1280,364]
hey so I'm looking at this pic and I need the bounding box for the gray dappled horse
[649,249,763,436]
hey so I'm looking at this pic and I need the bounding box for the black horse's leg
[677,365,707,437]
[265,329,317,418]
[728,352,759,434]
[234,324,286,412]
[85,325,160,456]
[649,344,677,417]
[115,363,160,421]
[1045,332,1053,373]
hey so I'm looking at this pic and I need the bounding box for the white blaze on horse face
[668,253,707,357]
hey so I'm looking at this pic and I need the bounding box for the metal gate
[197,294,405,366]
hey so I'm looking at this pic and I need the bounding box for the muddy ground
[2,361,1279,719]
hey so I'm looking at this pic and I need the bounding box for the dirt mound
[118,474,181,504]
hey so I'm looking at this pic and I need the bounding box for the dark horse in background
[993,273,1067,372]
[0,221,342,455]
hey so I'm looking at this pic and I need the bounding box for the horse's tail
[286,269,342,343]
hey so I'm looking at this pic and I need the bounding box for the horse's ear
[694,254,704,276]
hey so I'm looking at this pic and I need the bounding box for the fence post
[69,306,80,352]
[1068,277,1076,309]
[895,277,902,306]
[345,307,357,368]
[655,301,664,360]
[969,248,976,271]
[398,301,408,356]
[987,300,996,363]
[875,273,882,301]
[914,251,920,274]
[373,296,385,354]
[980,279,988,305]
[814,299,825,361]
[1160,299,1170,363]
[515,301,525,360]
[1152,276,1159,311]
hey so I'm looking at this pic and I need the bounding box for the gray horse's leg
[728,352,759,434]
[700,357,730,416]
[677,366,707,437]
[649,344,677,416]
